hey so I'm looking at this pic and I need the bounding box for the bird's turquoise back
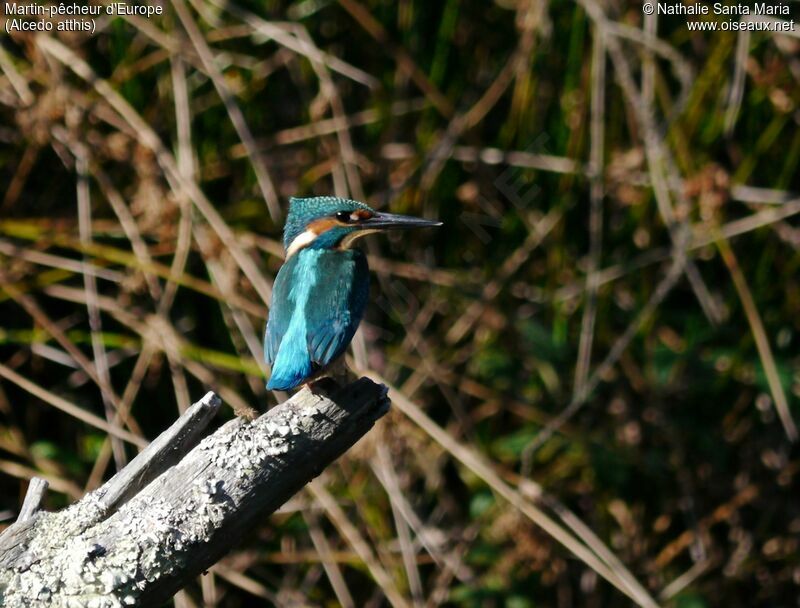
[265,248,369,390]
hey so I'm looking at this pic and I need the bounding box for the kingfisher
[265,196,441,391]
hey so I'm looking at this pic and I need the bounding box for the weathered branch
[0,378,389,607]
[16,479,48,524]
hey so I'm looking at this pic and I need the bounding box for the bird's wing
[305,250,369,368]
[265,250,369,390]
[264,254,297,368]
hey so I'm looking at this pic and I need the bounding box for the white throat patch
[286,230,318,258]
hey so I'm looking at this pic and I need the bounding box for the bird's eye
[335,211,354,223]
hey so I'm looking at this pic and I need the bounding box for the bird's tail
[266,332,314,391]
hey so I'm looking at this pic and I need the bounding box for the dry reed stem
[715,236,798,441]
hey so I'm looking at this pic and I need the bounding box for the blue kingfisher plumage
[265,196,441,391]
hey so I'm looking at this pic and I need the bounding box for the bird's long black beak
[360,212,443,230]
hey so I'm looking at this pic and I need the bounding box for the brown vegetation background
[1,0,799,606]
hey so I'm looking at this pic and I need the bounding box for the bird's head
[283,196,442,257]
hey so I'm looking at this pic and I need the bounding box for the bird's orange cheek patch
[308,218,339,234]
